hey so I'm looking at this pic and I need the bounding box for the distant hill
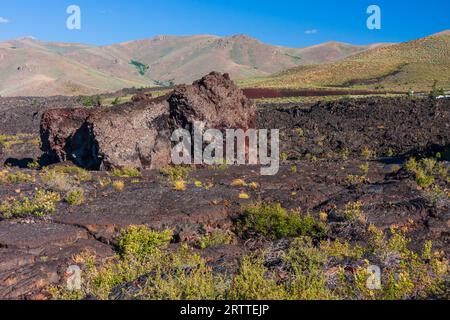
[245,31,450,92]
[0,35,377,96]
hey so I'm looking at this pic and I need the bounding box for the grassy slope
[0,39,149,96]
[0,35,374,96]
[243,31,450,92]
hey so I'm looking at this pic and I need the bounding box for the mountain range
[0,34,381,96]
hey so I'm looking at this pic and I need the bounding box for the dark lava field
[0,82,449,300]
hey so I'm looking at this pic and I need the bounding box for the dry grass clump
[173,180,187,191]
[112,180,125,192]
[231,179,247,187]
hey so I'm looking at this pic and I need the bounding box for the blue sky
[0,0,449,47]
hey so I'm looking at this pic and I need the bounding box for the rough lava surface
[0,75,448,299]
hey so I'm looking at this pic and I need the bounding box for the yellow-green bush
[50,226,224,300]
[239,203,327,239]
[346,174,369,185]
[343,201,367,224]
[228,254,290,300]
[0,135,22,148]
[137,245,225,300]
[40,168,71,192]
[344,226,449,300]
[0,169,34,184]
[160,166,191,182]
[405,157,447,189]
[0,189,60,218]
[283,237,337,300]
[65,189,85,206]
[119,226,173,258]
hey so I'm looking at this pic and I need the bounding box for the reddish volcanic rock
[40,72,256,170]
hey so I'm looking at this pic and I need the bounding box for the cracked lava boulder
[40,72,257,170]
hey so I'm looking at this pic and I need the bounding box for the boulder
[40,72,256,170]
[169,72,256,131]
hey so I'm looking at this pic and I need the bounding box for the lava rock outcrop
[40,72,257,170]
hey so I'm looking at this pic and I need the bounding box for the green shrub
[293,127,304,137]
[341,148,350,160]
[54,166,92,182]
[48,226,449,301]
[138,245,225,300]
[359,163,370,175]
[239,203,327,239]
[65,189,85,206]
[228,254,290,300]
[349,226,449,300]
[111,97,121,106]
[97,177,112,188]
[386,148,395,157]
[129,60,149,76]
[50,227,224,300]
[283,237,337,300]
[320,239,365,260]
[416,171,435,188]
[208,158,228,170]
[27,161,40,170]
[405,157,445,188]
[81,95,101,107]
[118,226,173,258]
[345,174,369,185]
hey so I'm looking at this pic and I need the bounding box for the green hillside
[243,31,450,92]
